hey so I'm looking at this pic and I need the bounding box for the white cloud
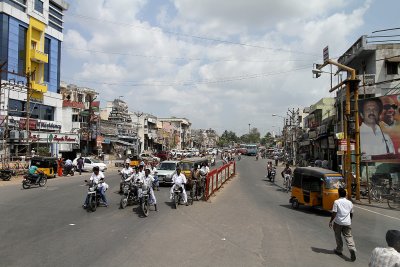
[61,0,372,135]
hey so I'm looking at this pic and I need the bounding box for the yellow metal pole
[345,82,352,200]
[353,81,361,200]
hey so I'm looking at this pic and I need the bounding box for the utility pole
[287,108,299,166]
[314,59,360,200]
[134,112,143,155]
[26,69,35,157]
[86,94,97,155]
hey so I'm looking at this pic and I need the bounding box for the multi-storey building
[0,0,68,158]
[159,117,191,150]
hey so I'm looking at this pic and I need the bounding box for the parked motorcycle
[22,172,47,189]
[0,169,12,181]
[63,165,75,176]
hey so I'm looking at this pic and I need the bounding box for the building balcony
[31,81,47,92]
[30,49,48,63]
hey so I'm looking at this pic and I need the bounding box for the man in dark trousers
[329,187,356,261]
[77,156,84,175]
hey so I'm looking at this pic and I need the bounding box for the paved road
[0,157,399,266]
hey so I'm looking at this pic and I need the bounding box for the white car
[139,153,160,162]
[72,157,107,172]
[156,160,180,184]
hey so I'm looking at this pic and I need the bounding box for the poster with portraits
[359,94,400,162]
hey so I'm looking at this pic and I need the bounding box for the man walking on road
[369,230,400,267]
[329,187,356,261]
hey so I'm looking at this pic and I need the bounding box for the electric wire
[67,13,320,56]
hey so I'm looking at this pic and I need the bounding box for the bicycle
[387,190,400,210]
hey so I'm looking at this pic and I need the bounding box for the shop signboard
[28,132,79,144]
[359,95,400,162]
[339,139,355,151]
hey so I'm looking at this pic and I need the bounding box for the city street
[0,157,399,266]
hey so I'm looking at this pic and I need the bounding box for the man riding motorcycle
[137,168,157,211]
[119,163,133,193]
[281,163,292,186]
[266,161,273,178]
[28,164,42,184]
[170,167,188,206]
[83,166,108,208]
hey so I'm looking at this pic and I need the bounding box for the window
[18,26,27,75]
[34,0,43,13]
[387,62,399,75]
[0,14,9,77]
[8,99,54,121]
[77,94,83,102]
[44,38,50,82]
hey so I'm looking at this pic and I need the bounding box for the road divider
[205,161,236,200]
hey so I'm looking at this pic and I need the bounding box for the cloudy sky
[61,0,400,135]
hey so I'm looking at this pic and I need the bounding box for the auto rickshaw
[30,156,58,178]
[289,167,345,211]
[179,157,209,179]
[128,155,140,168]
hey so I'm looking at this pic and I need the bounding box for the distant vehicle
[154,151,169,161]
[245,144,257,156]
[156,161,180,184]
[72,157,107,172]
[139,153,160,162]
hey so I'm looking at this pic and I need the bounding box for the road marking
[355,206,400,221]
[69,224,75,226]
[221,238,226,241]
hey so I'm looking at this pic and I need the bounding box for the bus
[245,144,257,156]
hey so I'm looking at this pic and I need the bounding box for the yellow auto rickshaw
[289,167,345,211]
[30,156,58,178]
[128,155,140,168]
[179,157,209,179]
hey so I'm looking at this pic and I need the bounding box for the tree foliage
[217,130,238,147]
[239,128,260,144]
[260,132,275,147]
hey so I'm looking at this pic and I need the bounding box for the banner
[359,95,400,162]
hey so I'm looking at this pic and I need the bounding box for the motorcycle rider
[64,158,73,174]
[281,163,292,186]
[266,161,273,178]
[28,164,42,184]
[138,168,157,211]
[150,163,159,191]
[83,166,108,208]
[119,162,133,193]
[170,167,188,206]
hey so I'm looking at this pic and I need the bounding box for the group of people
[86,160,211,210]
[329,187,400,265]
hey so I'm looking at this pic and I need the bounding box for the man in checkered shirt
[369,230,400,267]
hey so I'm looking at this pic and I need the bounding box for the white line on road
[69,224,76,226]
[355,206,400,221]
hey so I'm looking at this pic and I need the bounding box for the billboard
[359,94,400,162]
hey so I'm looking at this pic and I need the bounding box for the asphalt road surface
[0,157,399,266]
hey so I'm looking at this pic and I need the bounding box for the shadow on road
[164,201,176,209]
[279,204,331,217]
[310,247,352,262]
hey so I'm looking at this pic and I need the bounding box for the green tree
[218,130,238,147]
[240,128,260,144]
[260,132,275,147]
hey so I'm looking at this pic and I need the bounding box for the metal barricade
[205,161,236,200]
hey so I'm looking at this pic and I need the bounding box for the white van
[156,160,180,184]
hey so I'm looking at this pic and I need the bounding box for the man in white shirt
[170,167,188,205]
[119,163,133,193]
[329,188,356,261]
[360,98,395,157]
[138,168,157,211]
[369,230,400,267]
[83,166,108,208]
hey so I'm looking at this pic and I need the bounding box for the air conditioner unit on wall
[10,130,19,139]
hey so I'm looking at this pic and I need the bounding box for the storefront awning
[115,140,135,146]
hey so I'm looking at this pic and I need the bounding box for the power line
[63,47,317,63]
[62,65,311,87]
[67,13,320,56]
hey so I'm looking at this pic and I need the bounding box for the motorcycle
[63,165,75,176]
[120,181,138,209]
[0,169,12,181]
[210,157,216,166]
[268,168,276,183]
[137,181,151,217]
[22,172,47,189]
[118,171,130,193]
[173,184,187,209]
[84,182,101,212]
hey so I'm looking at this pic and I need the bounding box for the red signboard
[62,100,85,109]
[19,118,37,130]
